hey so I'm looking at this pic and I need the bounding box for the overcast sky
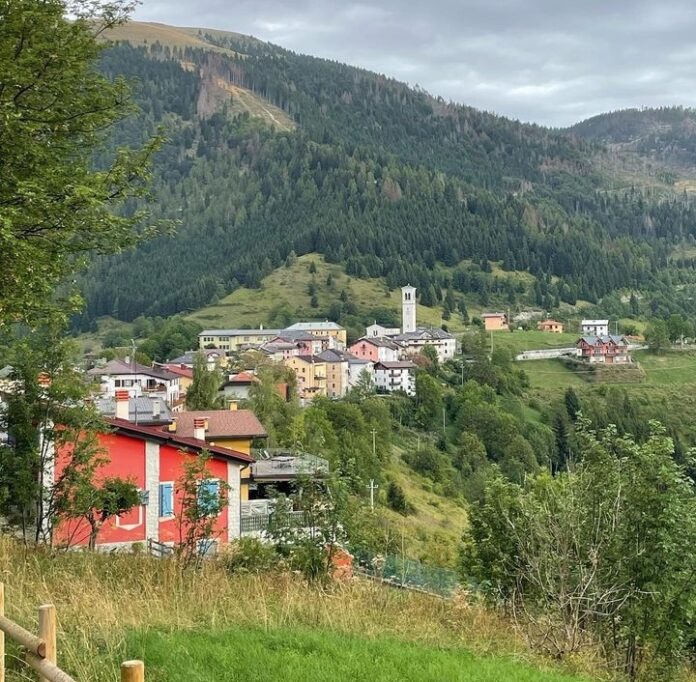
[133,0,696,127]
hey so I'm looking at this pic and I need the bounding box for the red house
[53,392,253,552]
[576,335,630,364]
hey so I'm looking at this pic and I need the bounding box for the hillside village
[26,287,645,556]
[9,4,696,682]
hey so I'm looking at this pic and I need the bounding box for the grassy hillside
[0,538,595,682]
[381,445,468,567]
[186,254,466,335]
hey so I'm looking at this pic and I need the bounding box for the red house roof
[106,418,254,464]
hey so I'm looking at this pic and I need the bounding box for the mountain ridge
[73,22,696,330]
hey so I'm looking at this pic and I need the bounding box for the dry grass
[101,22,238,55]
[0,537,602,682]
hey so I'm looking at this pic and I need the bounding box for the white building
[366,322,401,338]
[347,358,374,390]
[362,285,456,363]
[581,319,610,337]
[87,359,180,404]
[401,285,417,333]
[391,328,457,362]
[373,361,416,396]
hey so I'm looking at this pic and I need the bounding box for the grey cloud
[133,0,696,126]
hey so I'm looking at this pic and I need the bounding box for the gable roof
[352,337,402,350]
[87,359,178,381]
[199,329,280,337]
[106,418,254,463]
[172,409,267,440]
[578,335,627,346]
[169,349,226,365]
[392,327,455,341]
[272,330,315,342]
[581,319,609,326]
[96,396,173,424]
[317,349,358,363]
[292,354,327,364]
[228,371,259,384]
[161,364,194,379]
[285,321,344,332]
[374,361,417,370]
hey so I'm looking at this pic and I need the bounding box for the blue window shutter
[198,480,219,513]
[159,483,173,517]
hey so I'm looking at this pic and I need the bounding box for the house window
[197,479,220,514]
[159,483,174,517]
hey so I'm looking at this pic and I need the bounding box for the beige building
[198,328,280,353]
[317,349,352,398]
[284,355,327,401]
[284,322,347,348]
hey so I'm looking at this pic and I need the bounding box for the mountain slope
[568,106,696,173]
[74,23,696,328]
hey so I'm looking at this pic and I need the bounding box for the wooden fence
[0,583,144,682]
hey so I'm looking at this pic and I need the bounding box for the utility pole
[366,479,378,510]
[370,428,377,459]
[442,405,446,435]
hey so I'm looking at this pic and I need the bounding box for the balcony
[250,453,329,481]
[240,510,311,535]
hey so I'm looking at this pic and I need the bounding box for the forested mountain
[568,106,696,171]
[76,23,696,327]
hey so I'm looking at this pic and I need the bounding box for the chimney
[228,400,238,411]
[115,390,130,421]
[193,417,207,441]
[152,398,161,420]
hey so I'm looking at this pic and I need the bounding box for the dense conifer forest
[75,29,696,327]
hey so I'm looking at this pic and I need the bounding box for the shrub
[386,482,413,516]
[222,537,281,574]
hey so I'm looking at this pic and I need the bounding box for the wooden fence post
[0,583,4,682]
[37,604,56,682]
[121,659,145,682]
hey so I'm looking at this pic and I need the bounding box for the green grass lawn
[632,350,696,385]
[521,359,587,391]
[128,626,589,682]
[493,330,579,355]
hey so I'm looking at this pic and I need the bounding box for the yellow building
[317,349,351,398]
[284,355,328,400]
[284,322,347,348]
[198,328,281,353]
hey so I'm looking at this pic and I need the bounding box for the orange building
[482,313,509,331]
[537,319,564,333]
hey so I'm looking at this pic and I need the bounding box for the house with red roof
[53,392,254,552]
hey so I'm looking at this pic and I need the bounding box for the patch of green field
[633,350,696,386]
[492,330,579,355]
[521,359,587,391]
[129,626,589,682]
[186,254,466,335]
